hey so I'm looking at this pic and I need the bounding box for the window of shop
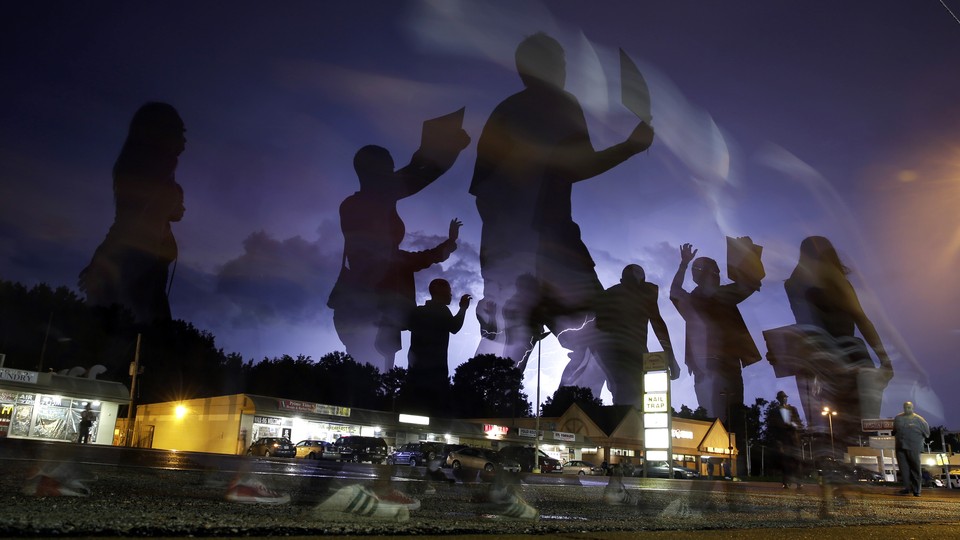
[1,391,101,442]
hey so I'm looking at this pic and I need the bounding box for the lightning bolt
[519,315,596,367]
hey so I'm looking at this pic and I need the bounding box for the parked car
[498,446,563,473]
[294,439,333,460]
[246,437,296,458]
[439,444,469,468]
[934,469,960,488]
[638,460,701,479]
[333,435,388,464]
[922,469,944,488]
[386,441,444,466]
[815,457,883,483]
[564,460,603,476]
[446,446,521,473]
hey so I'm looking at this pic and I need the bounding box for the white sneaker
[22,473,90,497]
[225,479,290,504]
[603,486,637,506]
[315,484,410,522]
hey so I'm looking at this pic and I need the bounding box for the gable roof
[590,405,636,436]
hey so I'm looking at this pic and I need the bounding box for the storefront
[476,403,737,473]
[0,366,128,445]
[135,393,561,455]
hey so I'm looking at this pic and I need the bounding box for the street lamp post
[822,406,838,458]
[720,390,733,479]
[533,329,549,474]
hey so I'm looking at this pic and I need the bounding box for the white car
[936,471,960,488]
[564,460,602,476]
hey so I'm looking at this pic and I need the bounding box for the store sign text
[0,369,38,384]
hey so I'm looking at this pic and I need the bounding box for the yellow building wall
[137,394,246,454]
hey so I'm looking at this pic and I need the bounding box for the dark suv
[498,446,563,473]
[333,435,388,464]
[246,437,296,458]
[386,441,444,466]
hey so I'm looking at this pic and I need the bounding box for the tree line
[0,279,531,418]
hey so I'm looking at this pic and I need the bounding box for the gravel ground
[2,459,959,537]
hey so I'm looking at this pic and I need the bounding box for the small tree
[451,354,531,418]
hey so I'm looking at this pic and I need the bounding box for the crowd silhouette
[78,34,901,479]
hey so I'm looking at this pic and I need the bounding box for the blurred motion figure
[79,102,186,325]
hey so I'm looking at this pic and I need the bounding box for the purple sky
[2,1,958,426]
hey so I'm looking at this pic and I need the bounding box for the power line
[941,0,960,26]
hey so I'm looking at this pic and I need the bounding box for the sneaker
[660,498,702,518]
[491,497,538,520]
[22,474,90,497]
[315,484,410,522]
[374,487,421,511]
[603,485,638,506]
[225,480,290,504]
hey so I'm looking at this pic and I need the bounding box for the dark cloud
[0,219,91,290]
[214,221,342,327]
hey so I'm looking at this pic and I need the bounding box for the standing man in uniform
[893,401,929,497]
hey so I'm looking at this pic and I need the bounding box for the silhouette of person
[79,102,187,325]
[893,401,929,497]
[328,133,469,373]
[469,32,654,395]
[77,403,96,444]
[784,236,893,448]
[770,390,803,488]
[401,279,471,415]
[594,264,678,407]
[670,241,762,477]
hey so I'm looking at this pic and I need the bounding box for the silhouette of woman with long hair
[784,236,893,448]
[79,102,186,325]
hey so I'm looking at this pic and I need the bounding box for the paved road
[2,439,959,537]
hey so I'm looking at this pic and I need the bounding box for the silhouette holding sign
[670,241,763,477]
[469,33,654,395]
[79,102,186,325]
[594,264,677,407]
[400,279,471,415]
[329,114,470,373]
[771,236,894,449]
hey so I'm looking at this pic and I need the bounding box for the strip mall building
[0,366,128,445]
[135,394,735,474]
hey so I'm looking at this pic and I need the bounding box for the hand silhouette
[459,294,472,310]
[452,129,471,152]
[448,218,463,242]
[680,243,698,264]
[627,122,655,153]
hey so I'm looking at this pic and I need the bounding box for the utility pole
[533,334,544,473]
[125,334,142,447]
[38,311,53,372]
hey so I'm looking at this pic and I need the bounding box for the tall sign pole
[533,336,543,473]
[125,333,142,447]
[642,352,672,478]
